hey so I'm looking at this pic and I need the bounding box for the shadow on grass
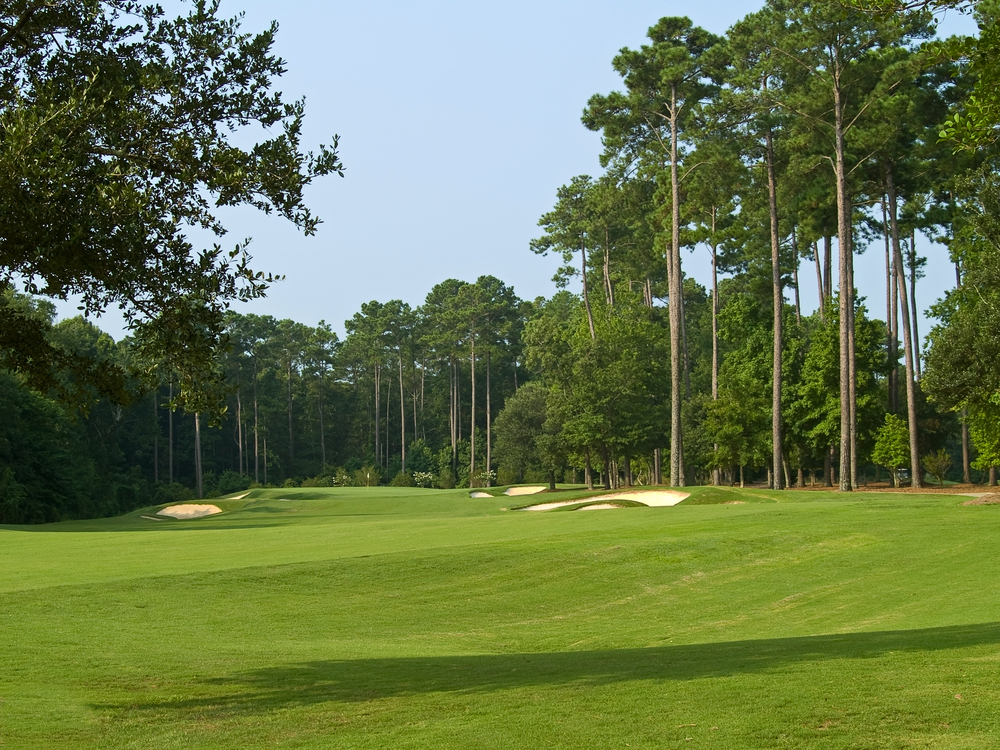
[106,622,1000,714]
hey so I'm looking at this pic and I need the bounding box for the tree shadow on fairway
[109,622,1000,715]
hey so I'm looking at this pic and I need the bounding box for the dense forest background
[3,0,1000,523]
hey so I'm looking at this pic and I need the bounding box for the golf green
[1,486,998,748]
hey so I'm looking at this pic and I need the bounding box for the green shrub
[872,414,910,487]
[390,472,416,487]
[436,468,456,489]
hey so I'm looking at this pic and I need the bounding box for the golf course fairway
[1,486,999,748]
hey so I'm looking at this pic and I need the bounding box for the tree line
[3,0,1000,523]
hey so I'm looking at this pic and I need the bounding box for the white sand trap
[157,504,223,519]
[521,490,690,511]
[503,486,547,496]
[589,490,690,507]
[141,515,164,521]
[226,492,250,500]
[579,503,621,510]
[470,491,492,498]
[520,500,582,511]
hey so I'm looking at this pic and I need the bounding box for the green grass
[2,485,999,748]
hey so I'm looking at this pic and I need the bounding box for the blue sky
[68,1,977,342]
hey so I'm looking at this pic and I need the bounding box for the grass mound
[682,487,777,504]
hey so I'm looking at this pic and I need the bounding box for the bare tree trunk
[287,353,294,465]
[848,233,858,488]
[449,357,456,470]
[668,85,685,487]
[469,334,476,487]
[374,363,381,469]
[882,198,894,412]
[624,456,632,488]
[909,228,921,380]
[318,388,326,467]
[681,291,692,399]
[251,362,258,483]
[813,242,825,323]
[486,348,492,486]
[990,466,997,487]
[712,237,721,487]
[603,234,614,307]
[654,448,662,485]
[385,372,391,470]
[397,347,406,474]
[585,451,594,490]
[833,64,855,492]
[152,390,159,483]
[582,243,596,339]
[824,446,833,487]
[194,413,203,499]
[168,378,175,483]
[236,384,243,476]
[263,434,267,486]
[824,235,833,305]
[887,164,922,488]
[962,409,971,484]
[766,123,784,490]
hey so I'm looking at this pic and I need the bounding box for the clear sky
[68,0,977,343]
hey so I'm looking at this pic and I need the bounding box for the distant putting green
[2,486,999,748]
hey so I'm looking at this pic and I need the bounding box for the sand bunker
[586,490,690,507]
[520,489,690,511]
[963,494,1000,506]
[520,500,583,511]
[157,504,223,519]
[579,503,622,510]
[470,491,492,498]
[503,486,547,496]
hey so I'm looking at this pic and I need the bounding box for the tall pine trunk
[399,352,405,474]
[486,348,492,486]
[668,84,685,487]
[318,382,326,467]
[766,122,784,490]
[792,230,802,325]
[814,242,825,323]
[373,362,382,466]
[711,224,720,486]
[287,354,294,465]
[824,236,833,304]
[469,333,476,487]
[887,164,922,488]
[152,390,159,483]
[252,361,258,483]
[168,378,174,483]
[582,242,596,339]
[236,384,243,475]
[194,413,203,499]
[833,59,855,492]
[909,228,921,379]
